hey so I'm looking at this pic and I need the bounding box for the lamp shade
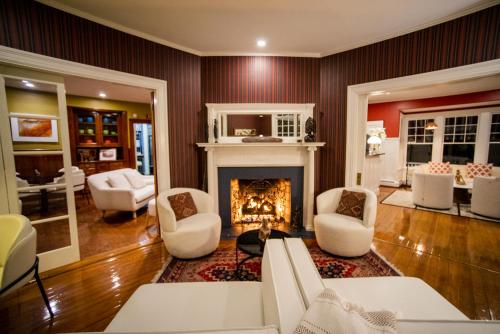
[425,120,438,130]
[367,135,382,145]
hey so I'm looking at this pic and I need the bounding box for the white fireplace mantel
[197,142,325,230]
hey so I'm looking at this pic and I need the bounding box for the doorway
[0,45,170,271]
[130,119,154,175]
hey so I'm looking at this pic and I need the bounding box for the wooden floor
[1,186,499,333]
[30,195,159,258]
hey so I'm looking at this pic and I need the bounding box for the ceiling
[38,0,495,57]
[63,76,152,103]
[368,74,500,104]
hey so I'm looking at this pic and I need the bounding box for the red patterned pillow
[335,190,366,219]
[466,163,493,178]
[168,192,198,220]
[428,161,451,174]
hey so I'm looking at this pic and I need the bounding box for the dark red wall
[0,0,202,188]
[320,6,500,189]
[368,89,500,137]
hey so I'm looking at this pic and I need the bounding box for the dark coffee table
[235,229,290,279]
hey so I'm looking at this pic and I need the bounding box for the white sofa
[314,187,377,257]
[87,168,155,218]
[105,239,305,334]
[96,238,499,334]
[471,176,500,219]
[157,188,221,259]
[412,172,454,210]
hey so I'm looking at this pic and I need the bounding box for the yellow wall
[6,88,151,150]
[6,87,62,151]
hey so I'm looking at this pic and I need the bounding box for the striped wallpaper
[0,0,202,188]
[1,1,499,191]
[319,5,500,190]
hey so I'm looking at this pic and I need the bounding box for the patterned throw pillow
[466,163,493,178]
[294,288,397,334]
[428,161,451,174]
[335,190,366,220]
[167,192,198,221]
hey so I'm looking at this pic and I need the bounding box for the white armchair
[412,172,453,210]
[157,188,221,259]
[87,168,155,218]
[0,214,53,318]
[314,187,377,257]
[471,176,500,219]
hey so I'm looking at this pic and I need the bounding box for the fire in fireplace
[230,178,291,225]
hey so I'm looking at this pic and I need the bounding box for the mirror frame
[206,103,315,144]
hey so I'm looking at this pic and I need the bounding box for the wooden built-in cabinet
[68,107,129,175]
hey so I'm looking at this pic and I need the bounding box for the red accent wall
[320,6,500,189]
[368,89,500,138]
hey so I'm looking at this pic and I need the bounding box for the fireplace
[230,178,291,225]
[218,167,303,228]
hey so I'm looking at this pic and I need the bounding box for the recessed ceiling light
[24,82,35,88]
[257,39,266,47]
[21,80,29,84]
[99,92,107,98]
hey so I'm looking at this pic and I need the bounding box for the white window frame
[400,107,500,166]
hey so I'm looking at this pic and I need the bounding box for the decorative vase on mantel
[304,117,316,142]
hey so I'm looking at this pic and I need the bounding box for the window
[276,114,300,137]
[443,116,477,164]
[406,119,434,163]
[489,113,500,167]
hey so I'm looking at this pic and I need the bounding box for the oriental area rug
[155,242,401,283]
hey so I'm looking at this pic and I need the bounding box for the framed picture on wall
[10,115,59,142]
[99,148,117,161]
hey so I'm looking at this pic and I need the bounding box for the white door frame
[345,59,500,188]
[0,45,171,192]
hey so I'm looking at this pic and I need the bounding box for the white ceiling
[64,76,152,103]
[368,74,500,104]
[38,0,495,57]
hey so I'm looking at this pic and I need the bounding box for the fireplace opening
[230,178,291,225]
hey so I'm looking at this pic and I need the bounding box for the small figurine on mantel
[455,169,466,185]
[304,117,316,142]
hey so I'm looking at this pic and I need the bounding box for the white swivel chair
[314,187,377,257]
[0,214,53,318]
[412,172,454,210]
[157,188,221,259]
[471,176,500,219]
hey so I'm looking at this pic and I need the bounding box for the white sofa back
[87,168,139,190]
[262,239,306,334]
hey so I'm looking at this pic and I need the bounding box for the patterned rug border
[370,246,404,276]
[154,241,403,283]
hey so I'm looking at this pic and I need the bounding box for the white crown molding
[319,0,499,57]
[37,0,499,59]
[401,100,500,113]
[36,0,202,56]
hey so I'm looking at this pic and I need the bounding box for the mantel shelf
[196,142,325,148]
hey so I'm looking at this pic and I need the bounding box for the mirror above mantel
[206,103,315,144]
